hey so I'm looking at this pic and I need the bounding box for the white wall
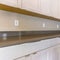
[20,14,60,31]
[0,10,60,31]
[0,37,60,60]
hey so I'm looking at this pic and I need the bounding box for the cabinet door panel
[56,45,60,60]
[39,0,50,16]
[18,0,22,8]
[50,0,58,18]
[47,47,58,60]
[0,0,17,7]
[39,49,48,60]
[21,0,39,13]
[58,0,60,19]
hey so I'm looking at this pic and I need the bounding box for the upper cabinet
[18,0,21,8]
[21,0,39,13]
[50,0,59,19]
[39,0,51,16]
[58,0,60,19]
[0,0,60,21]
[0,0,17,7]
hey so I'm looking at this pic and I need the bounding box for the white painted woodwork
[18,0,21,8]
[57,0,60,19]
[39,0,50,16]
[21,0,39,13]
[0,0,17,7]
[0,38,60,60]
[50,0,58,18]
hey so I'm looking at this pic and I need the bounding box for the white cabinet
[21,0,39,13]
[47,47,58,60]
[59,0,60,19]
[56,45,60,60]
[18,0,22,8]
[57,0,60,19]
[39,0,60,19]
[50,0,58,18]
[39,49,48,60]
[39,46,59,60]
[0,0,17,7]
[39,0,50,16]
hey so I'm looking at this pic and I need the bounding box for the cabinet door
[0,10,20,31]
[50,0,58,18]
[0,0,17,7]
[18,0,22,8]
[39,49,48,60]
[39,0,50,16]
[47,47,58,60]
[57,0,60,19]
[21,0,39,13]
[56,45,60,60]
